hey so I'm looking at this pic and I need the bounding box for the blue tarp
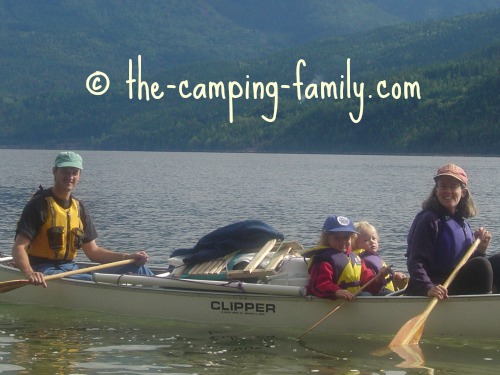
[171,220,284,265]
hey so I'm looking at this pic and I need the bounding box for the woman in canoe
[406,163,500,298]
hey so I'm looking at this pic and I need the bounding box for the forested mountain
[0,1,499,154]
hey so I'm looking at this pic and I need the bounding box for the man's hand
[25,270,47,288]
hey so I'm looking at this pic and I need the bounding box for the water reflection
[1,302,500,374]
[300,334,500,375]
[384,344,434,374]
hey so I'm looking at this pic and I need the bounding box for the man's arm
[81,240,148,265]
[11,233,47,287]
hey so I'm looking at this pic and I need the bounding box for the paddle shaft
[389,238,481,347]
[415,237,482,327]
[43,259,136,281]
[0,258,136,293]
[297,266,391,340]
[442,238,481,289]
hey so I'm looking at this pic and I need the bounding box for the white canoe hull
[0,262,498,340]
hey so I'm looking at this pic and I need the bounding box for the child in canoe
[303,215,388,300]
[352,221,407,293]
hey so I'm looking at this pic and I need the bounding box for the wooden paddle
[297,265,392,340]
[0,258,136,294]
[389,238,481,348]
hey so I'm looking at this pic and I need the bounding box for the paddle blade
[0,279,30,293]
[371,345,393,357]
[372,344,426,369]
[393,344,427,369]
[389,313,426,348]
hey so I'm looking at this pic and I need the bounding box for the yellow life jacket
[305,246,363,293]
[28,196,84,260]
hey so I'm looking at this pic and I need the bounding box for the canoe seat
[181,240,304,280]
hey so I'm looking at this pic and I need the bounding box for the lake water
[0,149,499,374]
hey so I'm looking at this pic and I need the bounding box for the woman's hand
[474,227,492,254]
[427,284,448,300]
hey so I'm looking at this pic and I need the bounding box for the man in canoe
[11,151,154,287]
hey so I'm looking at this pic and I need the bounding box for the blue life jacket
[433,215,474,276]
[356,250,394,290]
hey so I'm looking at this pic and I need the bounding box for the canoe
[0,242,498,340]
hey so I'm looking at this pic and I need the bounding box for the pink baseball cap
[434,163,468,186]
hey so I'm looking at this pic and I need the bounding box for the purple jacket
[406,210,476,296]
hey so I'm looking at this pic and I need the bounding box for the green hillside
[0,0,402,96]
[0,2,499,155]
[1,0,497,95]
